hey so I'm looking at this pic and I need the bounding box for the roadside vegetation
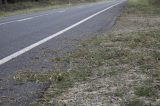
[0,0,101,17]
[13,0,160,105]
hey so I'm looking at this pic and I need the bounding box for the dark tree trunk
[4,0,8,5]
[0,0,2,5]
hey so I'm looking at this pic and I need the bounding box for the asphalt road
[0,0,127,105]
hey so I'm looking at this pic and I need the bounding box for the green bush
[149,0,160,6]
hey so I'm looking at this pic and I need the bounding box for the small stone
[0,101,3,106]
[156,99,160,103]
[0,87,6,90]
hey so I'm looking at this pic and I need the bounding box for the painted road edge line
[0,0,126,66]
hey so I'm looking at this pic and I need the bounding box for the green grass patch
[126,0,160,15]
[124,99,145,106]
[115,88,125,97]
[134,86,157,97]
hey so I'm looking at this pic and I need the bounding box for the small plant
[115,89,124,97]
[125,99,145,106]
[54,72,66,82]
[13,71,36,82]
[134,86,157,97]
[151,51,160,61]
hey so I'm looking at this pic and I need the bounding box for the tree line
[0,0,68,5]
[0,0,38,5]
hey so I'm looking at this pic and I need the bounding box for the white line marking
[0,20,16,26]
[0,13,51,26]
[17,17,33,22]
[58,10,66,13]
[77,6,83,9]
[0,0,125,66]
[32,13,50,18]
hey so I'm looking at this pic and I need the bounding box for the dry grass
[53,32,160,106]
[0,0,103,17]
[50,0,160,105]
[13,0,160,105]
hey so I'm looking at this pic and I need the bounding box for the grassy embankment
[14,0,160,105]
[0,0,101,17]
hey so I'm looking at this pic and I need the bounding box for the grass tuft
[134,86,157,97]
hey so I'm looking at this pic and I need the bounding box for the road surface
[0,0,127,105]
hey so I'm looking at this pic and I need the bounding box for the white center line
[58,10,66,13]
[17,17,33,22]
[0,20,16,26]
[0,13,51,26]
[0,0,126,66]
[77,6,83,9]
[31,13,50,18]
